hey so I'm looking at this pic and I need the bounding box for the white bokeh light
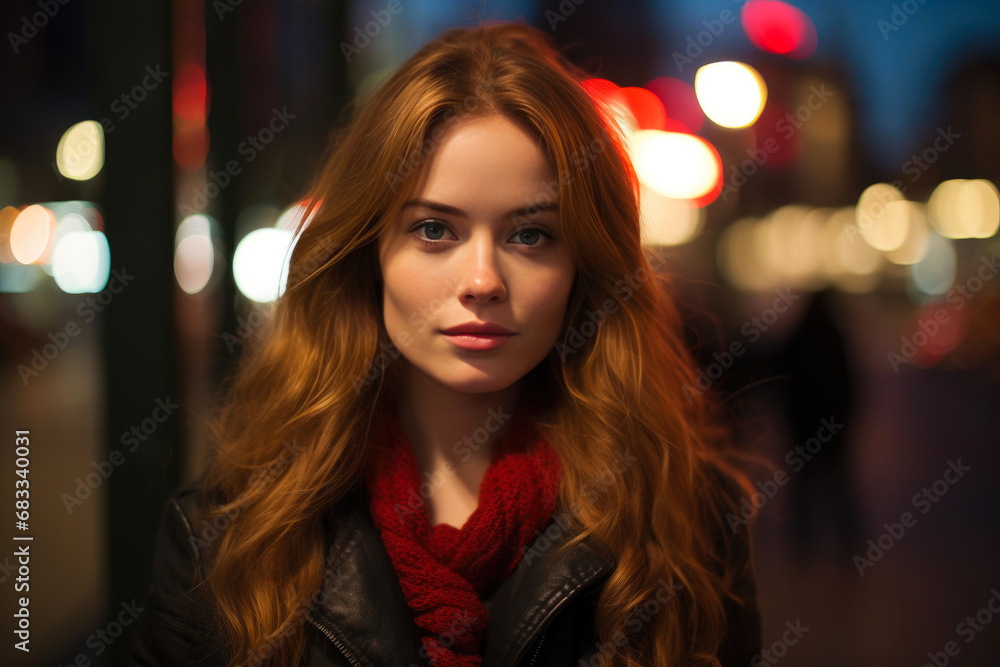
[233,228,294,302]
[52,230,111,293]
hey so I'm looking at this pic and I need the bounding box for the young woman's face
[377,113,576,395]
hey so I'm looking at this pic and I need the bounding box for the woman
[130,20,762,667]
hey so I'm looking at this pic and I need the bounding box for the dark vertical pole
[91,0,176,664]
[206,0,239,388]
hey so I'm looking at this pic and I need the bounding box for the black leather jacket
[129,481,761,666]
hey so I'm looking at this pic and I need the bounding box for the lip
[442,333,514,351]
[439,321,515,335]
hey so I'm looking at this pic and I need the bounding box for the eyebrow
[401,198,559,218]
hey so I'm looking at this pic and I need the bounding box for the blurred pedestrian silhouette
[774,288,862,564]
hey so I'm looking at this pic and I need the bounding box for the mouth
[440,332,515,351]
[439,322,515,336]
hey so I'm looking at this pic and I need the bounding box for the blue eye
[515,228,545,246]
[416,221,447,241]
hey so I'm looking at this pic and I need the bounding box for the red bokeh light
[611,87,667,131]
[741,0,818,59]
[173,64,209,121]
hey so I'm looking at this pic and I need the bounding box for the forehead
[407,114,557,212]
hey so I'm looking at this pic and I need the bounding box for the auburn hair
[192,19,760,667]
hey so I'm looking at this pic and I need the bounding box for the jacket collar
[481,509,615,666]
[306,491,615,667]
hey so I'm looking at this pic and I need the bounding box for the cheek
[382,263,442,334]
[381,263,414,317]
[523,268,575,331]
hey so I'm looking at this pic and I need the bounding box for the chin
[417,360,519,393]
[440,373,520,395]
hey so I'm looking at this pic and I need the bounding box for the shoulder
[130,480,227,666]
[163,479,204,541]
[160,479,225,563]
[148,479,218,572]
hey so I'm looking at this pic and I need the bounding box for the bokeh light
[10,205,56,264]
[827,207,883,277]
[42,211,95,279]
[910,232,957,295]
[881,201,931,265]
[173,64,208,121]
[757,205,826,290]
[175,214,216,294]
[55,120,105,181]
[233,227,294,302]
[629,130,723,205]
[741,0,818,59]
[610,87,667,131]
[694,62,767,128]
[927,179,1000,239]
[855,183,906,251]
[719,206,887,294]
[51,230,111,293]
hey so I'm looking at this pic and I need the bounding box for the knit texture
[363,401,561,666]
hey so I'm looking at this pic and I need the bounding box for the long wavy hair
[193,20,760,667]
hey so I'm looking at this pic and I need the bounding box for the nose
[455,234,507,303]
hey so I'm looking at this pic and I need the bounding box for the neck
[392,362,523,478]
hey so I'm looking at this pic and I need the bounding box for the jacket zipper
[309,612,547,667]
[523,628,546,667]
[514,563,611,666]
[306,615,363,667]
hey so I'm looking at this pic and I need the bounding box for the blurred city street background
[2,0,999,665]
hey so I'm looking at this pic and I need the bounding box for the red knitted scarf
[363,401,561,666]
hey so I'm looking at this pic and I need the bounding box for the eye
[510,226,554,250]
[411,220,451,242]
